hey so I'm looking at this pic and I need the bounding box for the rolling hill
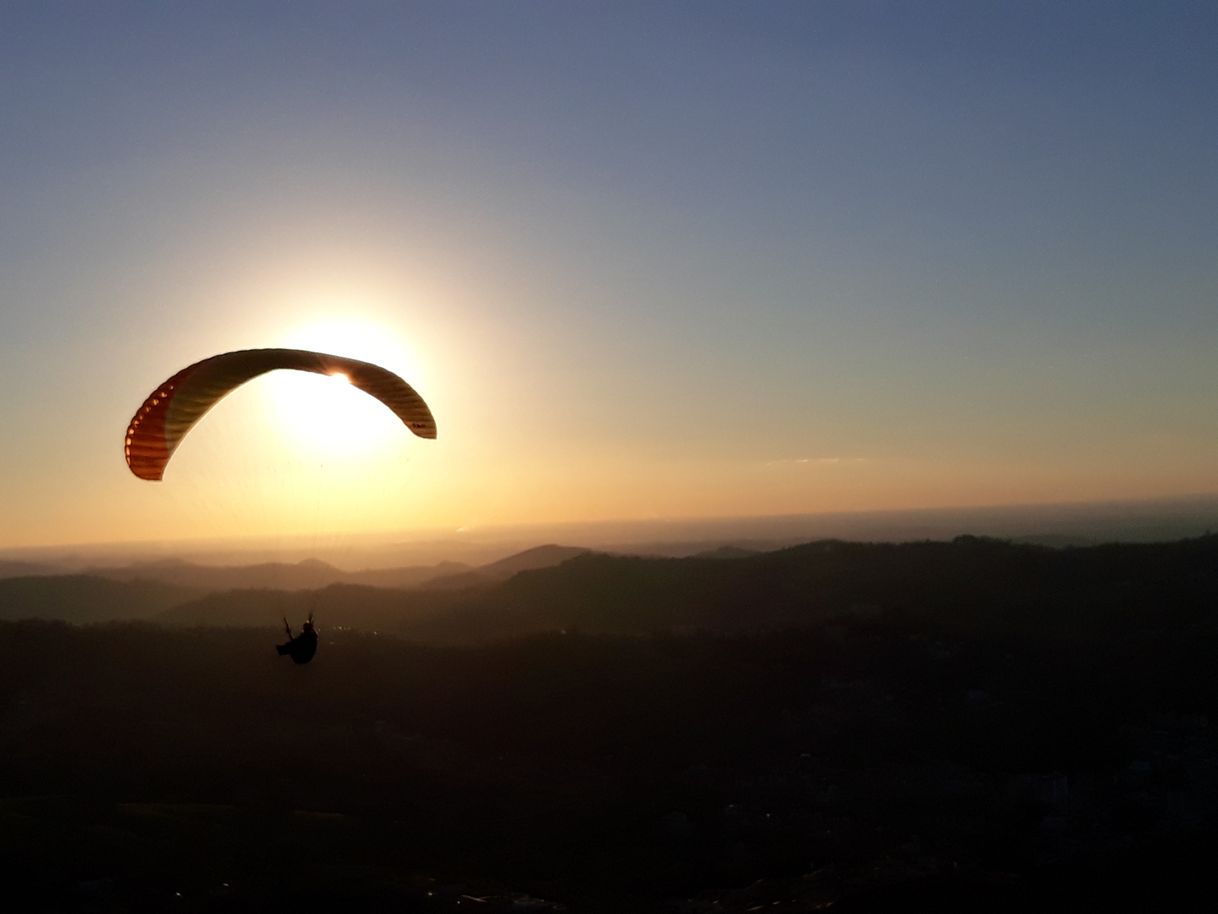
[0,575,204,624]
[84,556,473,591]
[144,535,1218,645]
[6,536,1218,647]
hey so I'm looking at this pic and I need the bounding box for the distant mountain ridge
[0,544,593,628]
[424,544,591,589]
[155,535,1218,645]
[404,534,1218,643]
[0,575,203,624]
[8,537,1218,646]
[0,556,475,589]
[44,547,590,593]
[0,560,59,579]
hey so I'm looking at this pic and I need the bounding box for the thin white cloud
[762,457,870,469]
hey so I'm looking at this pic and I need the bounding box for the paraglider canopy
[124,348,436,480]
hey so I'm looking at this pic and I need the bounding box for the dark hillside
[2,613,1218,911]
[398,535,1218,644]
[10,537,1218,644]
[157,582,461,630]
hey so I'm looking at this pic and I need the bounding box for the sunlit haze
[2,2,1216,551]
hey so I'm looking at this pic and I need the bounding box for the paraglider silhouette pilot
[123,348,435,668]
[277,612,318,665]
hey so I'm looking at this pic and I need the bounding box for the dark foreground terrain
[3,537,1218,911]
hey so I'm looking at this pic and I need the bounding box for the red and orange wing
[124,348,436,480]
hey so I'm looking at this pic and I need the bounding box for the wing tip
[126,454,166,481]
[409,421,438,440]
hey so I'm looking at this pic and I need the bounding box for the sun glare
[255,316,430,464]
[261,369,405,462]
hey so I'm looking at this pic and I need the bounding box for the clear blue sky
[2,1,1216,548]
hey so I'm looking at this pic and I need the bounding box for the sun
[256,370,391,462]
[256,318,429,464]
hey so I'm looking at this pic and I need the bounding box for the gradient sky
[2,1,1216,549]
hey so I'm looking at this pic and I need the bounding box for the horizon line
[6,490,1218,556]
